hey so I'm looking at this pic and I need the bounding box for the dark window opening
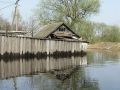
[59,27,65,32]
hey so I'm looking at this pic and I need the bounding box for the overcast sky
[0,0,120,25]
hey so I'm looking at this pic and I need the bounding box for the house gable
[46,23,80,39]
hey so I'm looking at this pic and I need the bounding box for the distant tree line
[0,16,27,31]
[0,17,10,30]
[76,21,120,43]
[92,23,120,43]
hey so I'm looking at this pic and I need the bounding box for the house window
[59,27,65,31]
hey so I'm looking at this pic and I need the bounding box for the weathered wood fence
[0,36,88,57]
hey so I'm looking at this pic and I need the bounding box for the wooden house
[34,22,82,40]
[0,22,88,57]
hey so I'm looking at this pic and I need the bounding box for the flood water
[0,50,120,90]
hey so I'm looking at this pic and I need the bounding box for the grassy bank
[88,42,120,51]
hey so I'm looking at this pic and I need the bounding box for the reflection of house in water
[0,56,100,90]
[0,56,87,79]
[0,57,100,90]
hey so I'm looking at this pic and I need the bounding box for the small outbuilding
[34,22,82,40]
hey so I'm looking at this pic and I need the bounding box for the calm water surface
[0,50,120,90]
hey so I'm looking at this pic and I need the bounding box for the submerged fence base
[0,50,87,60]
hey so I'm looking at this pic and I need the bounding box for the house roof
[34,22,80,38]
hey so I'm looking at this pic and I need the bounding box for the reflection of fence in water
[0,56,87,79]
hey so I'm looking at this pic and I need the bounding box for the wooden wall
[0,36,88,56]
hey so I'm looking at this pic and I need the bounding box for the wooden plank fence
[0,36,88,57]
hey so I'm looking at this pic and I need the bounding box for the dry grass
[88,42,120,51]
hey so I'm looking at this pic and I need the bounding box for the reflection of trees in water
[18,66,99,90]
[87,50,120,65]
[13,78,17,90]
[0,66,99,90]
[53,67,100,90]
[0,55,100,90]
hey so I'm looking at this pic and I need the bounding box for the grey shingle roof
[34,22,63,38]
